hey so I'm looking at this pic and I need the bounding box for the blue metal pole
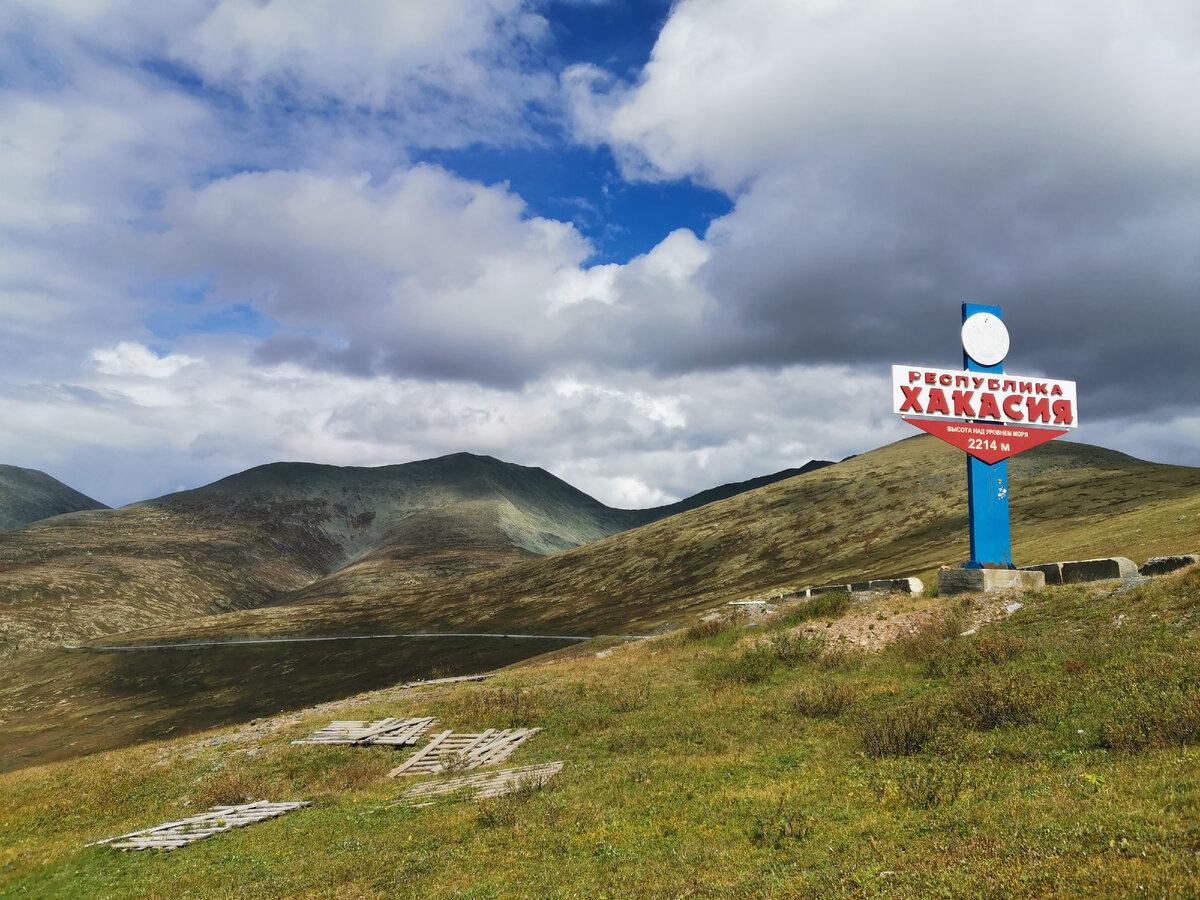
[963,302,1012,568]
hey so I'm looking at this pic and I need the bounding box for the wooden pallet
[398,762,564,806]
[387,728,541,777]
[89,800,310,851]
[291,716,436,746]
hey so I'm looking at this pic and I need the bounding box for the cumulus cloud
[0,339,897,506]
[566,0,1200,425]
[1,0,1197,513]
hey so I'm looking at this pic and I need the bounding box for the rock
[1140,554,1199,576]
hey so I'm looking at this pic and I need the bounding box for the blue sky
[2,1,1199,508]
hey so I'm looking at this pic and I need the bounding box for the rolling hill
[2,435,1196,771]
[0,464,108,531]
[0,453,823,658]
[119,436,1200,645]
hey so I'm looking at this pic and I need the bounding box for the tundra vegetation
[2,566,1199,897]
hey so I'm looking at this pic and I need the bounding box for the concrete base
[1021,562,1063,585]
[1062,557,1138,583]
[869,577,924,594]
[939,567,1045,596]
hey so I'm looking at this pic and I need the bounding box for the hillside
[3,565,1199,897]
[0,453,818,657]
[124,436,1200,645]
[0,464,107,531]
[3,435,1196,771]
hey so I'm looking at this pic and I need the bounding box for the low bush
[747,793,813,849]
[1101,683,1200,751]
[682,617,728,642]
[791,678,857,719]
[949,673,1052,730]
[698,632,827,686]
[773,591,851,629]
[894,756,967,809]
[858,700,946,757]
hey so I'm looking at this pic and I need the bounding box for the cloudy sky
[3,0,1198,509]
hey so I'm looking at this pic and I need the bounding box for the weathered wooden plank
[292,716,436,746]
[90,800,311,851]
[396,762,564,805]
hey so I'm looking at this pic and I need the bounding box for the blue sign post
[962,302,1011,568]
[892,305,1079,590]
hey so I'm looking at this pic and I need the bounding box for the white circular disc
[961,312,1010,366]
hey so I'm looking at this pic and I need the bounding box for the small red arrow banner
[904,418,1068,464]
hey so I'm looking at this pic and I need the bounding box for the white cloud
[572,0,1200,191]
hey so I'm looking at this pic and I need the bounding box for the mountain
[631,459,834,524]
[127,436,1200,645]
[0,464,108,531]
[3,435,1198,770]
[0,453,823,657]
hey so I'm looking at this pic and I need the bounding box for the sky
[2,0,1199,509]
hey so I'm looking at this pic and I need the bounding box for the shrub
[774,591,851,629]
[791,678,857,719]
[747,793,813,849]
[683,617,728,642]
[858,700,946,757]
[698,632,827,686]
[1101,684,1200,751]
[949,673,1051,730]
[973,631,1030,665]
[892,610,968,670]
[894,755,967,809]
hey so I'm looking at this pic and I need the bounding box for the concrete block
[938,568,1045,596]
[868,577,924,594]
[1021,563,1063,585]
[850,581,871,592]
[1140,554,1199,576]
[811,584,852,596]
[1061,557,1138,584]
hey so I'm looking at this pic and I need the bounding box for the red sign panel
[903,418,1068,464]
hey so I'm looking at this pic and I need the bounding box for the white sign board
[892,365,1078,429]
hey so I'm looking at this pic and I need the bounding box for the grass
[2,565,1199,897]
[6,435,1197,774]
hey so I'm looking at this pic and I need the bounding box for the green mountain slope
[131,436,1200,645]
[0,453,818,657]
[0,464,108,531]
[2,436,1197,771]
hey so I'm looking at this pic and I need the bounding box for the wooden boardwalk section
[291,716,436,746]
[89,800,310,851]
[387,728,541,777]
[398,762,564,806]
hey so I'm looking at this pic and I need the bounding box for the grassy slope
[0,465,107,531]
[0,453,642,657]
[125,436,1200,644]
[3,436,1195,773]
[2,565,1199,898]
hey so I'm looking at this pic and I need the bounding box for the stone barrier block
[811,584,852,596]
[868,577,924,594]
[1061,557,1138,583]
[1140,554,1199,576]
[850,581,872,592]
[1021,563,1063,585]
[939,568,1045,596]
[774,589,810,600]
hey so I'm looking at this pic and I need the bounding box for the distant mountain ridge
[0,452,829,656]
[0,465,108,531]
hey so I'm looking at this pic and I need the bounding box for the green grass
[3,566,1199,897]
